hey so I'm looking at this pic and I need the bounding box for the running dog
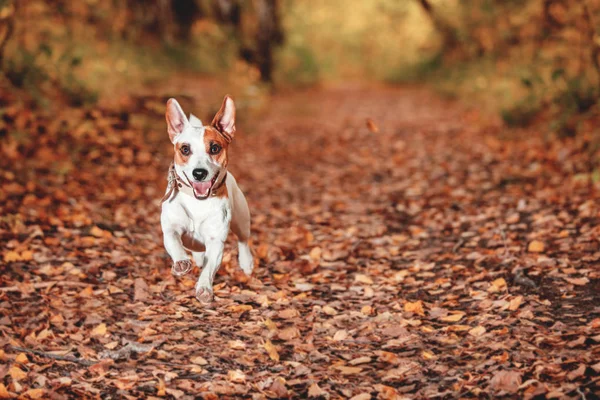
[160,96,253,303]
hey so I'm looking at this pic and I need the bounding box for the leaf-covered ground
[1,83,599,399]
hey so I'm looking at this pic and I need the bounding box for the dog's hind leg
[228,175,254,275]
[237,241,253,276]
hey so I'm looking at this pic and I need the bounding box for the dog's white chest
[163,192,232,241]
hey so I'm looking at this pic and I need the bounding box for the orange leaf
[404,301,425,316]
[264,340,279,362]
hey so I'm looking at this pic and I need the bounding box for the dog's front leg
[195,239,224,303]
[163,229,193,277]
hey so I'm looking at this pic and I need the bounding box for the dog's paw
[195,286,214,303]
[238,242,254,276]
[172,259,193,277]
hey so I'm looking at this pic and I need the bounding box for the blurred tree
[416,0,459,55]
[214,0,283,82]
[0,0,14,64]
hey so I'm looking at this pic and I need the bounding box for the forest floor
[1,81,599,399]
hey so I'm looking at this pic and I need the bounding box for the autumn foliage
[1,1,599,399]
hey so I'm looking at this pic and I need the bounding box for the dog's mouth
[191,174,218,199]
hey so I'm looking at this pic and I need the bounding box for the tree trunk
[417,0,460,52]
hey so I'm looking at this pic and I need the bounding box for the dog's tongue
[192,181,212,197]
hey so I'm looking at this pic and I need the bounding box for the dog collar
[161,163,227,203]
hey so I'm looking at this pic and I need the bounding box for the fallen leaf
[264,340,279,362]
[333,329,348,341]
[334,365,362,375]
[15,353,28,364]
[22,388,45,399]
[278,327,300,341]
[9,366,27,381]
[564,277,589,286]
[528,240,545,253]
[191,356,208,365]
[3,251,20,262]
[229,304,253,313]
[489,278,507,292]
[309,247,322,261]
[469,326,486,337]
[0,384,12,399]
[366,118,379,133]
[279,308,299,319]
[322,305,338,316]
[354,274,373,284]
[91,323,107,336]
[133,278,150,302]
[229,340,246,350]
[404,301,425,316]
[349,356,371,365]
[308,383,328,398]
[227,369,246,383]
[350,393,371,400]
[440,312,465,322]
[490,370,521,393]
[508,295,523,311]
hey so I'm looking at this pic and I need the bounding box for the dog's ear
[166,98,189,143]
[189,114,203,127]
[211,95,236,141]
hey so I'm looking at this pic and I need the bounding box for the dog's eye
[180,144,191,156]
[209,143,221,155]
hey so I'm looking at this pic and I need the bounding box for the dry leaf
[133,278,150,302]
[9,366,27,381]
[333,329,348,341]
[229,304,253,313]
[91,323,107,336]
[0,383,12,399]
[469,326,486,337]
[227,370,246,383]
[508,295,523,311]
[404,301,425,316]
[308,383,328,398]
[354,274,373,284]
[22,389,45,399]
[490,370,522,393]
[309,247,322,261]
[323,305,338,316]
[489,277,507,292]
[264,340,280,362]
[440,312,465,322]
[15,353,28,364]
[564,277,589,286]
[278,327,300,341]
[279,308,299,319]
[527,240,545,253]
[366,118,379,133]
[191,356,208,365]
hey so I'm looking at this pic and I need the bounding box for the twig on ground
[576,387,587,400]
[99,341,156,361]
[0,281,91,293]
[497,226,509,258]
[453,238,465,253]
[513,267,537,289]
[9,346,96,366]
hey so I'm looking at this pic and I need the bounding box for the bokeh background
[2,0,600,136]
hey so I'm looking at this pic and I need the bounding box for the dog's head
[165,96,236,199]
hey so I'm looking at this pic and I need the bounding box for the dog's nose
[192,168,208,181]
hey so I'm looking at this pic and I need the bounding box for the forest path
[1,83,598,398]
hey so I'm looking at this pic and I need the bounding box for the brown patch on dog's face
[174,142,192,166]
[203,127,229,169]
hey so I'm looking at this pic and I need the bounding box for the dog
[160,95,253,303]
